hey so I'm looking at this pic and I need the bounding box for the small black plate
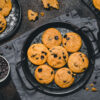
[0,0,21,42]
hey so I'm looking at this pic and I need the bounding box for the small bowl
[0,55,10,84]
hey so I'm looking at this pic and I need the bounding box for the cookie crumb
[90,83,94,87]
[91,87,97,92]
[85,88,89,91]
[40,12,45,16]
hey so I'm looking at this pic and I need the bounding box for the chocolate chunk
[62,52,64,55]
[74,63,78,67]
[31,55,36,57]
[66,37,70,40]
[68,71,71,74]
[0,8,2,11]
[64,43,66,45]
[36,58,39,60]
[31,14,34,16]
[63,56,66,59]
[51,71,53,75]
[55,36,59,40]
[64,35,67,38]
[53,54,57,58]
[63,80,66,83]
[38,68,42,72]
[80,54,82,57]
[59,57,61,59]
[82,58,84,62]
[39,78,43,80]
[41,55,44,60]
[0,27,3,31]
[50,50,52,52]
[42,51,47,55]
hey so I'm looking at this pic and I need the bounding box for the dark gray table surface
[0,0,99,100]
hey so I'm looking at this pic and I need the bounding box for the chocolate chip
[64,35,67,38]
[64,43,66,45]
[42,51,47,55]
[51,71,53,75]
[74,63,78,67]
[62,52,64,55]
[0,27,3,31]
[39,78,43,80]
[82,58,84,62]
[63,80,66,83]
[36,58,39,60]
[68,71,71,74]
[38,68,42,72]
[0,8,2,11]
[31,14,34,16]
[63,56,66,59]
[41,55,44,60]
[0,21,1,24]
[80,54,82,57]
[55,36,59,40]
[53,54,57,58]
[50,50,52,52]
[31,55,36,57]
[66,37,70,40]
[59,57,61,59]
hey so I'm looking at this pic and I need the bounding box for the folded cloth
[0,10,100,100]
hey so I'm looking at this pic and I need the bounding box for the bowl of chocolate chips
[0,55,10,84]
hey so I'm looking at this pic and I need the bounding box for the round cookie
[27,43,49,65]
[93,0,100,10]
[62,32,82,53]
[55,68,74,88]
[35,64,54,84]
[0,14,7,33]
[0,0,12,17]
[42,28,62,48]
[47,46,68,68]
[68,52,89,73]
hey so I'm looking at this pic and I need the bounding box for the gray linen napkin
[0,10,100,100]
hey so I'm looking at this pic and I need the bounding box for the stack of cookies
[27,28,89,88]
[0,0,12,33]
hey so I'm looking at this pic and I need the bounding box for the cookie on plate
[27,43,49,65]
[28,10,38,21]
[35,64,54,84]
[55,68,74,88]
[0,14,7,33]
[62,32,82,53]
[68,52,89,73]
[47,46,68,68]
[42,0,59,9]
[42,28,62,48]
[0,0,12,17]
[93,0,100,10]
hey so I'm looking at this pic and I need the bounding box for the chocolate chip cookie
[0,0,12,17]
[47,46,68,68]
[55,68,74,88]
[35,64,54,84]
[42,0,59,9]
[62,32,82,53]
[28,10,38,21]
[93,0,100,10]
[68,52,89,73]
[27,43,49,65]
[42,28,62,48]
[0,14,6,33]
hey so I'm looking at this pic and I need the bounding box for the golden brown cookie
[28,10,38,21]
[35,64,54,84]
[68,52,89,73]
[62,32,82,53]
[55,68,74,88]
[93,0,100,10]
[27,43,49,65]
[42,0,59,9]
[0,0,12,17]
[0,14,7,33]
[47,46,68,68]
[42,28,62,48]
